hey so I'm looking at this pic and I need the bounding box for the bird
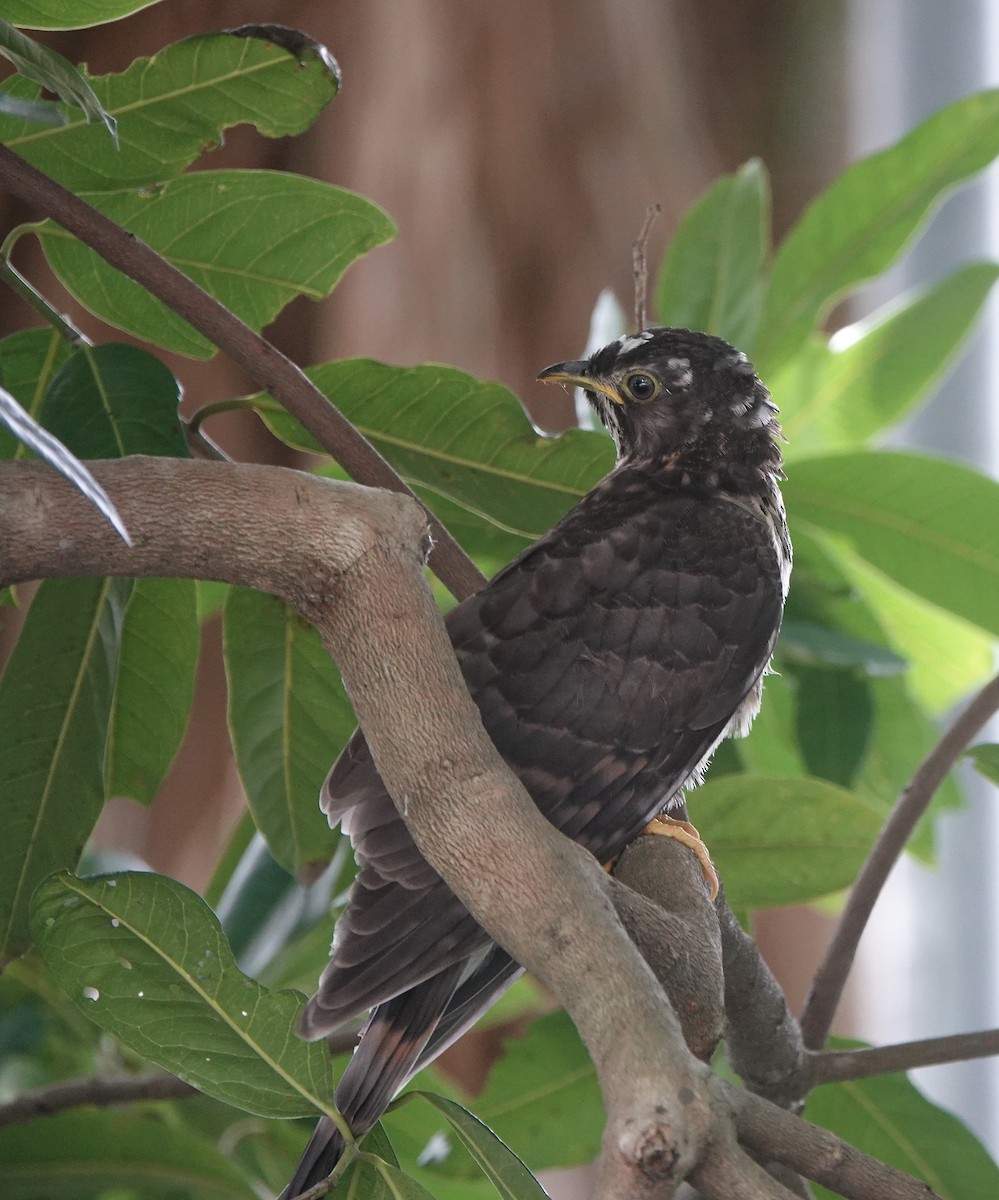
[284,326,791,1196]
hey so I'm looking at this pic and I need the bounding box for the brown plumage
[285,327,791,1196]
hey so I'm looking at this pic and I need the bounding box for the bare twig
[0,143,485,602]
[809,1029,999,1086]
[632,203,661,331]
[800,670,999,1050]
[0,1072,195,1128]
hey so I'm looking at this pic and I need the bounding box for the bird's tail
[284,965,464,1197]
[283,1117,345,1199]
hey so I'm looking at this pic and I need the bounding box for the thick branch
[809,1029,999,1086]
[610,834,725,1063]
[716,895,806,1109]
[0,457,715,1196]
[729,1086,939,1200]
[800,671,999,1050]
[0,143,484,601]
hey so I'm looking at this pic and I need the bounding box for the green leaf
[0,328,72,458]
[41,343,187,458]
[105,577,199,804]
[0,1108,257,1199]
[738,672,808,779]
[473,1012,603,1172]
[807,1044,999,1200]
[757,89,999,370]
[852,674,961,862]
[967,744,999,787]
[259,360,614,538]
[761,527,963,857]
[0,29,338,190]
[0,1,163,30]
[776,263,999,452]
[0,91,65,124]
[793,668,873,787]
[823,543,995,714]
[405,1094,548,1200]
[224,588,349,874]
[38,171,395,358]
[691,775,884,909]
[343,1154,440,1200]
[656,158,770,348]
[0,383,130,542]
[784,451,999,637]
[0,18,115,139]
[24,345,197,805]
[30,871,336,1119]
[0,577,130,962]
[778,621,907,675]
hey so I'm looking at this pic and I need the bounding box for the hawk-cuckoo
[285,327,791,1196]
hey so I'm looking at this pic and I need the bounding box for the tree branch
[1,457,950,1198]
[729,1086,939,1200]
[610,833,725,1063]
[0,1073,195,1128]
[716,894,807,1110]
[800,670,999,1050]
[0,143,485,601]
[0,457,714,1195]
[809,1029,999,1086]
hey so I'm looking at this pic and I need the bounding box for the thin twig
[0,1024,361,1128]
[0,143,485,601]
[808,1029,999,1086]
[632,203,661,331]
[0,1073,196,1128]
[800,670,999,1050]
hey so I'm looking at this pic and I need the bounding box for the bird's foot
[642,816,719,900]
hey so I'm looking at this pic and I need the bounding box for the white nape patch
[666,356,693,388]
[615,329,654,354]
[718,349,755,376]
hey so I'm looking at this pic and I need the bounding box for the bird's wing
[300,485,783,1033]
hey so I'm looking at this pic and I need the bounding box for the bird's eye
[624,372,659,402]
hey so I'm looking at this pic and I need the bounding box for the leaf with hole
[0,28,338,189]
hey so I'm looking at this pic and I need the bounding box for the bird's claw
[641,816,719,900]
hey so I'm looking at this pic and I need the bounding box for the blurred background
[0,0,997,1187]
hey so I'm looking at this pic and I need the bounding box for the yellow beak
[537,360,623,405]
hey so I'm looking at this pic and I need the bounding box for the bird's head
[539,327,783,492]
